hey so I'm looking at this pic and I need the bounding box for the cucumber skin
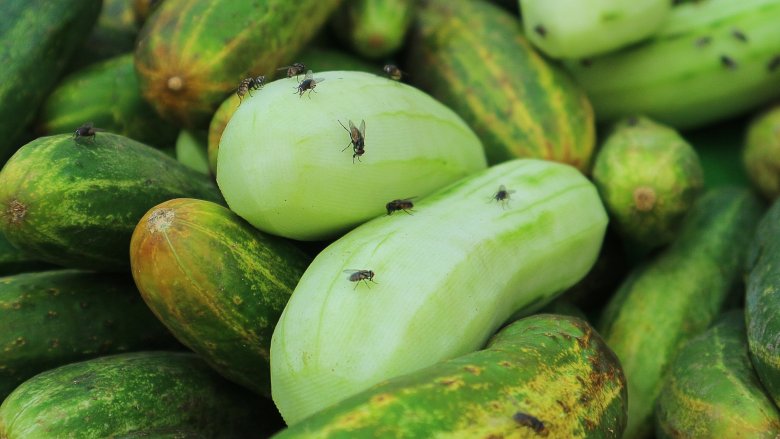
[39,54,178,149]
[274,314,627,438]
[0,133,224,272]
[271,158,608,424]
[0,270,181,400]
[743,105,780,201]
[406,0,596,172]
[655,311,780,438]
[0,351,277,438]
[134,0,342,128]
[746,197,780,408]
[0,233,54,276]
[0,0,102,161]
[599,187,765,438]
[130,198,310,396]
[331,0,416,59]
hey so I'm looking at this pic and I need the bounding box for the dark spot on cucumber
[80,301,89,309]
[499,360,512,368]
[463,365,482,375]
[513,412,547,436]
[731,29,748,43]
[6,199,27,224]
[720,55,737,70]
[533,25,546,38]
[46,310,58,319]
[633,187,657,212]
[695,36,711,48]
[626,116,639,126]
[769,55,780,72]
[50,338,60,349]
[580,59,592,67]
[556,400,570,413]
[583,418,597,430]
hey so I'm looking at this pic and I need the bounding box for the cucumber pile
[0,0,779,437]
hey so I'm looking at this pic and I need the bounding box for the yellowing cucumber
[270,158,609,424]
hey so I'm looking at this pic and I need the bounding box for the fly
[236,75,266,102]
[383,64,405,81]
[295,70,325,98]
[73,122,99,142]
[386,197,416,215]
[339,119,366,163]
[492,184,516,208]
[278,62,306,80]
[344,269,377,289]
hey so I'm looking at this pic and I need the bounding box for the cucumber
[38,54,179,149]
[271,158,608,424]
[274,314,627,438]
[598,187,764,438]
[0,0,102,161]
[520,0,672,59]
[565,0,780,129]
[175,129,209,174]
[0,351,282,438]
[0,233,54,276]
[134,0,342,128]
[685,115,751,190]
[406,0,596,172]
[745,196,780,407]
[655,310,780,438]
[0,270,181,400]
[743,104,780,200]
[130,198,310,396]
[0,133,224,272]
[70,0,140,70]
[330,0,416,59]
[217,70,487,241]
[592,116,704,251]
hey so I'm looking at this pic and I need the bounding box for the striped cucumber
[743,104,780,200]
[592,116,704,251]
[217,70,487,241]
[565,0,780,129]
[0,351,281,438]
[0,0,102,160]
[134,0,342,128]
[130,198,310,396]
[520,0,672,59]
[406,0,596,172]
[655,310,780,438]
[599,187,764,438]
[330,0,416,59]
[0,133,224,272]
[0,270,181,400]
[71,0,140,69]
[274,314,627,438]
[271,158,608,424]
[38,53,178,149]
[745,196,780,407]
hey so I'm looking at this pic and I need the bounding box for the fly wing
[304,70,314,80]
[359,120,366,138]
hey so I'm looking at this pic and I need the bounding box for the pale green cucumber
[175,130,209,174]
[565,0,780,129]
[271,158,609,424]
[217,70,487,241]
[520,0,672,59]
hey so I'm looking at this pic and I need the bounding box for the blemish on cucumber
[146,208,174,233]
[720,55,738,69]
[695,36,711,47]
[512,412,547,435]
[731,28,748,42]
[166,76,184,91]
[633,187,657,212]
[533,24,546,37]
[5,200,26,225]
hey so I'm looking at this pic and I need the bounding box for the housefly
[492,184,516,208]
[295,70,324,98]
[236,75,266,101]
[344,269,377,289]
[278,62,306,80]
[339,119,366,163]
[386,198,416,215]
[383,64,405,81]
[73,122,99,142]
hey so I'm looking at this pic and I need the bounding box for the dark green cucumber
[745,196,780,408]
[0,351,282,438]
[406,0,596,172]
[130,198,310,396]
[685,115,751,190]
[134,0,342,128]
[743,104,780,200]
[599,187,764,438]
[0,233,54,276]
[70,0,140,70]
[655,310,780,438]
[0,133,224,272]
[330,0,416,59]
[592,116,704,251]
[0,0,102,161]
[274,314,627,438]
[38,53,178,149]
[0,270,181,400]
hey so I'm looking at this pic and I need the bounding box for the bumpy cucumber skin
[0,133,224,272]
[592,116,704,250]
[520,0,672,60]
[0,351,278,438]
[130,198,310,396]
[407,0,596,172]
[0,0,102,161]
[599,188,764,439]
[745,197,780,408]
[134,0,342,128]
[274,314,626,438]
[271,159,608,424]
[0,270,181,400]
[206,47,379,175]
[655,311,780,438]
[566,0,780,129]
[39,54,178,149]
[743,105,780,200]
[331,0,416,59]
